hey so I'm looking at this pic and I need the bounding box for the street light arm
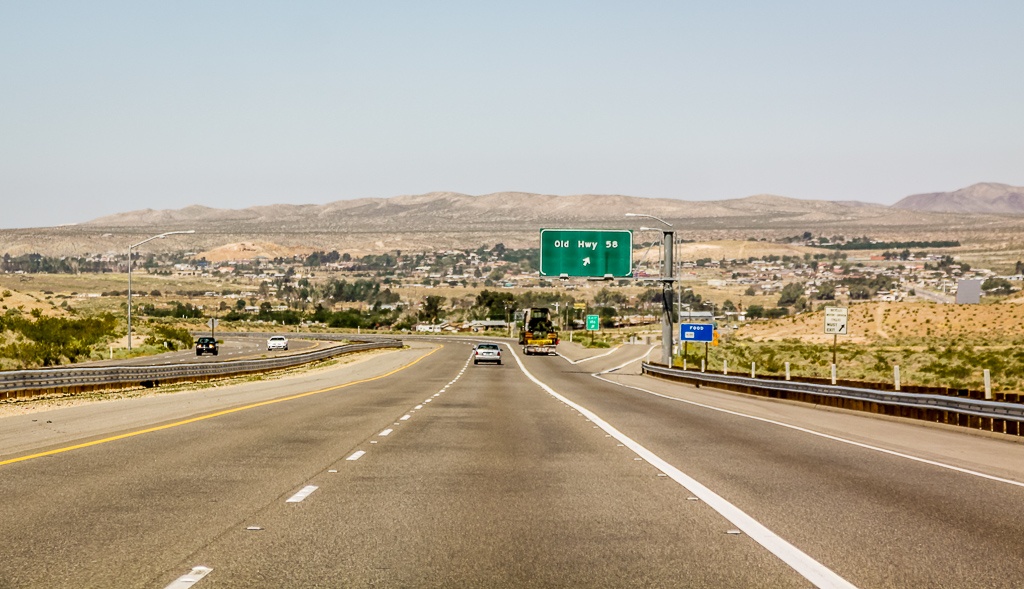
[625,212,673,228]
[130,230,196,249]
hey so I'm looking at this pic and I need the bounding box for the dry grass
[737,300,1024,344]
[719,300,1024,394]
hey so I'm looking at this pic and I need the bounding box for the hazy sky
[2,1,1022,229]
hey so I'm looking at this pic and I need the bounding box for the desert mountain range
[893,182,1024,214]
[2,183,1022,258]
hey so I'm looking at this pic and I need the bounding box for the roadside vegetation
[0,310,119,369]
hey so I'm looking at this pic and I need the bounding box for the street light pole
[626,213,674,366]
[127,230,195,350]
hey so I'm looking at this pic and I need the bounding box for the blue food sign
[679,323,714,342]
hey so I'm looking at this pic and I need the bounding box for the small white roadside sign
[824,307,848,335]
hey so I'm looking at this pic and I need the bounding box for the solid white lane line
[379,429,393,436]
[346,451,366,461]
[164,565,213,588]
[559,345,623,365]
[596,346,658,374]
[286,485,318,503]
[596,373,1024,489]
[507,347,857,589]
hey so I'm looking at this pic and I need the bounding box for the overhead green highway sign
[539,229,633,278]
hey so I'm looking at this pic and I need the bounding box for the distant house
[466,320,508,332]
[678,310,714,322]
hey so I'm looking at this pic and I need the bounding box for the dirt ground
[737,300,1024,344]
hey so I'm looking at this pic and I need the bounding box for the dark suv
[196,337,219,356]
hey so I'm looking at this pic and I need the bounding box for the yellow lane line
[1,344,441,467]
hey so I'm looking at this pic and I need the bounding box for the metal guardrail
[0,339,403,400]
[642,362,1024,436]
[204,331,379,342]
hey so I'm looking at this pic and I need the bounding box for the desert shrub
[0,312,118,367]
[144,324,194,351]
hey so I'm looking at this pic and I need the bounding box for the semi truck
[519,307,559,355]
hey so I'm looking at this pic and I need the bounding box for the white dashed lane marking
[329,349,474,472]
[285,485,319,503]
[164,566,213,589]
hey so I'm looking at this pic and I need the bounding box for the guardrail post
[831,364,837,385]
[723,360,728,375]
[784,362,790,381]
[894,365,901,391]
[984,369,992,400]
[751,362,755,379]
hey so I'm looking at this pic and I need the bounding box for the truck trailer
[519,307,559,355]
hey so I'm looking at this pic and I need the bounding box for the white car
[472,343,501,365]
[267,335,289,351]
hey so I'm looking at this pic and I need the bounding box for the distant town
[2,233,1021,333]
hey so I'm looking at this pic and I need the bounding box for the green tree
[594,287,628,308]
[419,296,446,324]
[777,282,804,307]
[474,290,516,320]
[849,285,872,300]
[815,282,836,300]
[982,277,1015,295]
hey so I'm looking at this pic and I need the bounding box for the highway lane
[1,339,1023,587]
[80,336,321,368]
[162,342,807,588]
[0,340,805,588]
[0,342,447,587]
[527,344,1024,588]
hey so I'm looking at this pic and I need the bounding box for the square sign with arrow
[824,307,848,335]
[539,229,633,278]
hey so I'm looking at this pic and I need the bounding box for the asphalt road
[81,336,320,368]
[1,339,1023,588]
